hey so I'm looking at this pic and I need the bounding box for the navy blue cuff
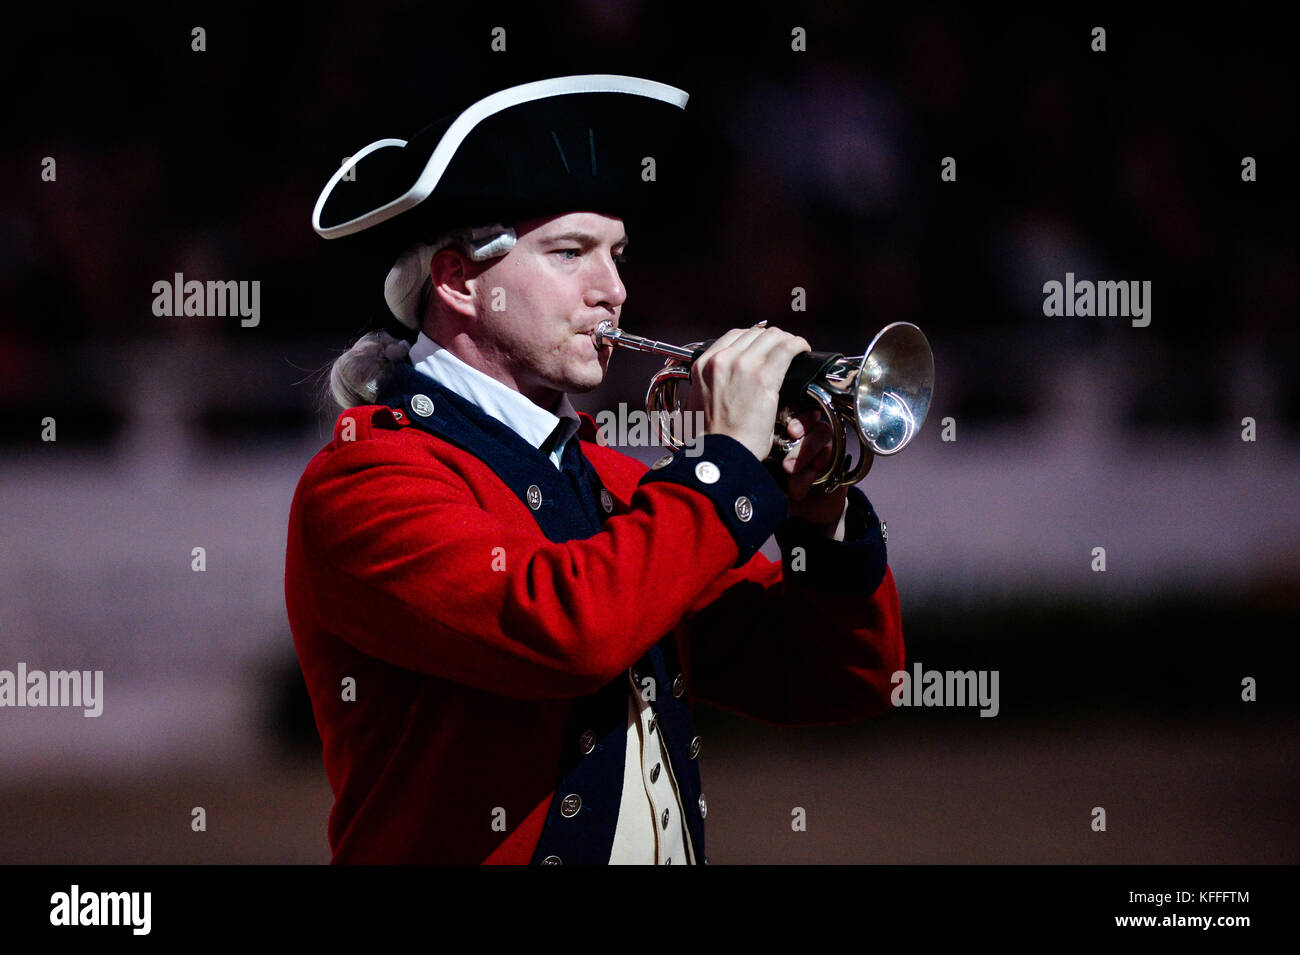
[773,486,889,596]
[638,434,788,566]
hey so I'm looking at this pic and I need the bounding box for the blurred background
[1,4,1296,863]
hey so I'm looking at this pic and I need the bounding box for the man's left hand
[779,411,870,537]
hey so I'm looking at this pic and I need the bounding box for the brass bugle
[594,320,934,490]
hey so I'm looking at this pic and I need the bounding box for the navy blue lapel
[378,361,603,542]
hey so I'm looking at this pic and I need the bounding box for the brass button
[672,673,686,698]
[687,735,702,759]
[579,730,596,755]
[694,461,720,484]
[560,793,582,818]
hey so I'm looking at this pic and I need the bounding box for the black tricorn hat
[312,74,690,258]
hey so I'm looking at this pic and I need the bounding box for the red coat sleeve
[676,488,905,727]
[289,409,781,701]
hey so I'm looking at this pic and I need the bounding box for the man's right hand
[686,325,812,462]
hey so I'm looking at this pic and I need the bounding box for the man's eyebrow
[542,231,629,247]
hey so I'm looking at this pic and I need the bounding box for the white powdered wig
[326,224,516,410]
[382,223,516,330]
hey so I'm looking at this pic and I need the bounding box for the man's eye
[553,248,627,263]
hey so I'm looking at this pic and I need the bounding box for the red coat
[284,393,904,864]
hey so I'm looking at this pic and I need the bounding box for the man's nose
[585,251,626,310]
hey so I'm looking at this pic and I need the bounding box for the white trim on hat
[312,138,409,238]
[312,74,689,240]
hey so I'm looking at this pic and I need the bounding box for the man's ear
[429,247,481,320]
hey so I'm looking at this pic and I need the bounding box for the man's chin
[564,372,605,395]
[566,357,610,393]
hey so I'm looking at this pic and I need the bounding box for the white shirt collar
[408,331,581,469]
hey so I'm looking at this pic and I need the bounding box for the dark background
[1,4,1296,863]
